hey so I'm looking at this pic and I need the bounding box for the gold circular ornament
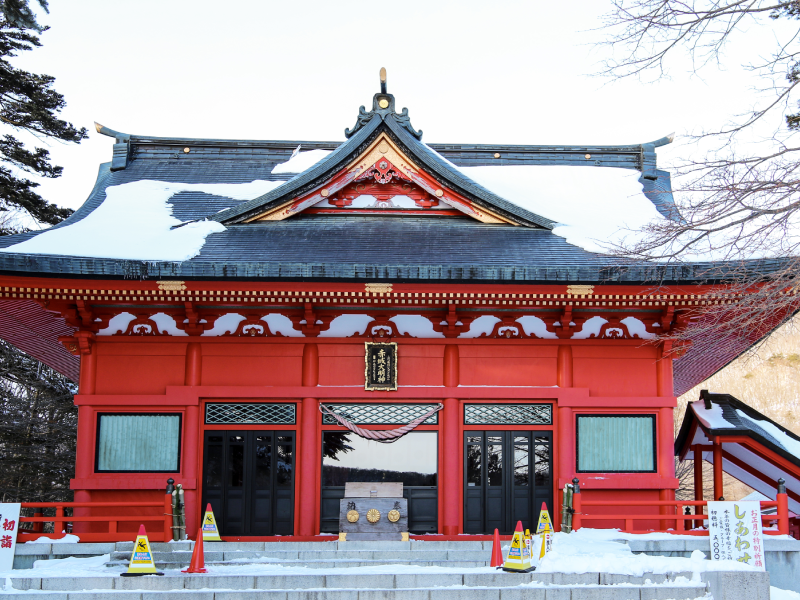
[183,147,191,153]
[366,509,381,523]
[388,509,401,523]
[321,188,329,197]
[435,189,444,197]
[346,510,359,523]
[378,98,389,109]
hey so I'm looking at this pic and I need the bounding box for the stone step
[109,550,492,563]
[106,559,492,569]
[0,583,711,600]
[5,571,705,591]
[113,541,495,553]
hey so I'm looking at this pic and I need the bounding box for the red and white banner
[0,503,21,572]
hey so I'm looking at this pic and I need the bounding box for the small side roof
[676,390,800,512]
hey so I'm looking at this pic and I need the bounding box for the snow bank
[692,400,736,429]
[272,149,332,174]
[537,529,755,575]
[0,180,282,262]
[772,587,800,600]
[25,533,80,544]
[736,410,800,459]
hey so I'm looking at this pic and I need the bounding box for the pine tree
[0,1,80,506]
[0,340,77,502]
[0,0,86,235]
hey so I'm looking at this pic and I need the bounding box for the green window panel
[577,415,656,473]
[96,414,181,472]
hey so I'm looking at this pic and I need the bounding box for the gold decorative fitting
[494,153,500,159]
[378,98,389,109]
[365,283,393,294]
[338,532,347,541]
[366,509,381,523]
[321,189,330,197]
[184,148,191,153]
[584,154,591,159]
[157,280,187,291]
[388,509,401,523]
[567,284,594,296]
[435,189,444,197]
[401,532,409,542]
[378,142,390,154]
[346,510,360,523]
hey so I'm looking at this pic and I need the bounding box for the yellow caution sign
[202,503,222,542]
[502,520,534,572]
[539,532,553,560]
[120,525,161,576]
[536,502,553,534]
[524,529,533,560]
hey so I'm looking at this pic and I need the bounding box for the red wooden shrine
[0,76,791,540]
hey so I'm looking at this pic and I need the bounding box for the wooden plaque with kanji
[364,342,397,391]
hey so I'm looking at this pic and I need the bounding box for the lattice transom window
[205,403,296,425]
[321,403,439,425]
[464,404,552,425]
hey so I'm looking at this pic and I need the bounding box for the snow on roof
[0,180,283,262]
[271,149,662,253]
[460,165,660,253]
[736,409,800,460]
[691,400,737,429]
[271,149,332,174]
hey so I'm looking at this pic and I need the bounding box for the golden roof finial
[380,67,387,94]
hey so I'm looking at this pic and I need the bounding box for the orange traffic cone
[490,528,503,568]
[182,528,208,573]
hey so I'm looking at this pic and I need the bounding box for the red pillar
[184,342,202,386]
[78,349,96,395]
[557,345,572,388]
[713,438,724,500]
[693,444,704,527]
[656,347,676,528]
[442,344,461,535]
[183,342,202,533]
[556,345,573,530]
[298,343,320,536]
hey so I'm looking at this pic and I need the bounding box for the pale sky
[9,0,794,215]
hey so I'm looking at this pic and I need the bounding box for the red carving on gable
[315,159,442,211]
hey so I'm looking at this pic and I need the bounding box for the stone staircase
[6,541,771,600]
[109,540,493,569]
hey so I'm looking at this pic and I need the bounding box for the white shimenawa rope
[319,403,444,444]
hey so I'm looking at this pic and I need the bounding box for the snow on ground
[691,400,736,429]
[0,528,769,580]
[25,534,79,544]
[536,529,754,576]
[272,149,332,174]
[0,180,282,262]
[736,409,800,459]
[773,587,800,600]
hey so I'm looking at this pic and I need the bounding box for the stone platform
[8,539,780,600]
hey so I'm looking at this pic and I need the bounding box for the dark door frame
[201,430,295,536]
[463,430,553,534]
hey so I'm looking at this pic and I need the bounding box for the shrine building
[0,73,791,539]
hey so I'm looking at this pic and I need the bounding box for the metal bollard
[571,478,582,531]
[177,484,186,540]
[560,484,574,533]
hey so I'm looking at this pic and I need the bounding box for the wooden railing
[571,477,790,536]
[16,496,173,543]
